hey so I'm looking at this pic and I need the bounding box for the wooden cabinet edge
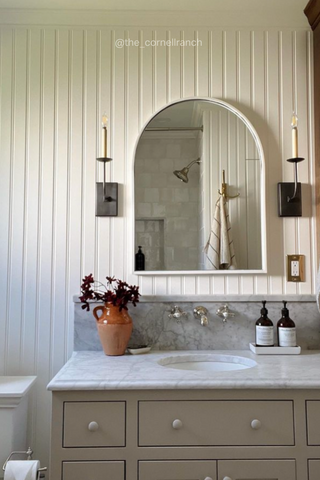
[305,0,320,30]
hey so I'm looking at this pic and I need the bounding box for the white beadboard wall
[0,18,315,472]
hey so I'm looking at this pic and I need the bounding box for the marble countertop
[47,350,320,391]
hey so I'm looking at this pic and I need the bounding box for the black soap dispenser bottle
[135,246,145,271]
[255,301,274,347]
[277,301,297,347]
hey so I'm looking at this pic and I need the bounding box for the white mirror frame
[132,97,267,275]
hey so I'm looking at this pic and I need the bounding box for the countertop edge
[48,382,320,391]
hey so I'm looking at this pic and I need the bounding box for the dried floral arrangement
[80,274,140,312]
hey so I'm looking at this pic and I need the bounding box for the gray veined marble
[48,349,320,391]
[74,300,320,352]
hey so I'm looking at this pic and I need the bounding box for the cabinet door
[309,460,320,480]
[63,461,124,480]
[218,460,295,480]
[307,401,320,445]
[139,461,217,480]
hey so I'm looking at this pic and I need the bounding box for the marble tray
[250,343,301,355]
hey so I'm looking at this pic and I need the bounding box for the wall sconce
[277,113,304,217]
[96,114,118,217]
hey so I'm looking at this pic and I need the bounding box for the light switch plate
[287,254,305,282]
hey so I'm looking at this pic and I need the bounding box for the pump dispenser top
[255,300,274,347]
[281,301,289,316]
[277,300,296,347]
[261,300,268,316]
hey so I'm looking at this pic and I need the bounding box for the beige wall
[0,10,315,474]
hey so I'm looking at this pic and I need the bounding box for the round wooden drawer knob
[251,419,261,430]
[172,419,183,430]
[88,421,99,432]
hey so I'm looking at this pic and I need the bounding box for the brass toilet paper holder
[2,447,47,479]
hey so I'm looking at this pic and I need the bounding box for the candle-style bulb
[102,114,108,128]
[291,113,298,128]
[101,113,108,157]
[291,112,298,158]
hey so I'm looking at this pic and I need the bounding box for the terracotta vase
[93,303,133,356]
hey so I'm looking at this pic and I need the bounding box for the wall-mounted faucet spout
[193,306,208,326]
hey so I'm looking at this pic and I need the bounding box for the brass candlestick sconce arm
[96,157,118,216]
[218,170,240,200]
[96,114,118,217]
[277,156,304,217]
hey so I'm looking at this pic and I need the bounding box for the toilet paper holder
[2,447,47,479]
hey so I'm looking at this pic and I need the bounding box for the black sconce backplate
[277,182,302,217]
[96,182,118,216]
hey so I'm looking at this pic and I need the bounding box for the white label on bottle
[256,326,274,346]
[278,327,296,347]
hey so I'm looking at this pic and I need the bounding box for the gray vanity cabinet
[50,389,320,480]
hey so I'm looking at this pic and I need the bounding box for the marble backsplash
[74,299,320,351]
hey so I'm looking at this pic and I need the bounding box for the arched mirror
[134,98,266,273]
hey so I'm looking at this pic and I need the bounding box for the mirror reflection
[134,99,263,272]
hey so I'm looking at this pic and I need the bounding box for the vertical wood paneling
[7,28,28,374]
[34,27,55,469]
[0,28,14,375]
[67,29,84,357]
[51,29,69,376]
[96,29,111,282]
[112,30,125,280]
[21,28,41,372]
[267,31,284,294]
[82,30,97,276]
[0,24,316,474]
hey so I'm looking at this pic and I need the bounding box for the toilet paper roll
[4,461,40,480]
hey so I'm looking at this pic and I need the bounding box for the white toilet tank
[0,376,36,478]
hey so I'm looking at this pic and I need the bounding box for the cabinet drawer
[63,461,124,480]
[139,461,217,480]
[307,401,320,445]
[139,400,294,446]
[218,460,296,480]
[63,401,125,447]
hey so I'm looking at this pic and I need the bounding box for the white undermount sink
[158,354,257,372]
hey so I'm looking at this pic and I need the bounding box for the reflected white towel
[4,461,40,480]
[204,197,237,270]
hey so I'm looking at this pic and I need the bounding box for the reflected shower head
[173,167,190,183]
[173,158,201,183]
